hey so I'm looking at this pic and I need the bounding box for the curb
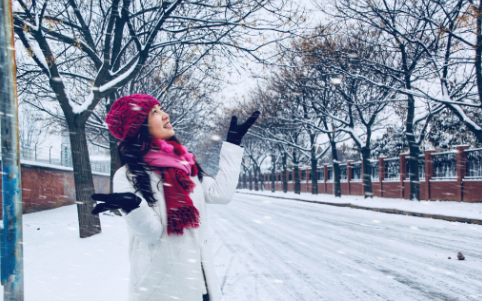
[236,191,482,226]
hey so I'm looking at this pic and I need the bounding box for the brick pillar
[277,172,280,191]
[266,173,268,190]
[379,157,386,197]
[347,161,352,195]
[361,160,365,195]
[400,154,407,199]
[306,167,310,194]
[456,145,470,202]
[324,164,328,193]
[424,150,436,200]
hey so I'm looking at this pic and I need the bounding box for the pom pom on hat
[106,94,160,140]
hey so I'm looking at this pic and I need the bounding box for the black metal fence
[432,152,457,180]
[351,162,362,181]
[405,155,425,180]
[465,149,482,178]
[371,160,379,181]
[340,164,348,182]
[384,158,400,181]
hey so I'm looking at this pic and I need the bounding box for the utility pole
[0,0,25,299]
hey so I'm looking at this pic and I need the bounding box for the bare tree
[321,0,446,200]
[295,33,395,198]
[13,0,305,237]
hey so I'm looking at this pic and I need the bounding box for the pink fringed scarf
[143,139,199,235]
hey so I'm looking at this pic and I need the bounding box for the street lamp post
[0,0,25,299]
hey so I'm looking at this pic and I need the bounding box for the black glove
[91,192,142,215]
[226,111,260,146]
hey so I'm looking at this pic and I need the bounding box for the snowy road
[20,193,482,301]
[209,193,482,301]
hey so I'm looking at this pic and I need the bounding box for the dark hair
[118,118,206,206]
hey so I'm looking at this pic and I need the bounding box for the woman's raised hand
[91,192,142,215]
[226,111,260,146]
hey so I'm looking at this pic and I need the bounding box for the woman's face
[147,104,175,140]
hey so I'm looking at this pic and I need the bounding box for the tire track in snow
[208,193,482,301]
[233,195,482,299]
[217,197,417,300]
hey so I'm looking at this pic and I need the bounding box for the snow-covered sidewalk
[11,193,482,300]
[238,190,482,221]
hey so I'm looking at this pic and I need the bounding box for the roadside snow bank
[238,190,482,220]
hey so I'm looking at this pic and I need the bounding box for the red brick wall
[419,180,427,201]
[239,176,482,203]
[350,182,363,196]
[372,182,382,197]
[430,181,460,201]
[463,181,482,202]
[403,180,428,201]
[0,163,110,216]
[318,182,325,193]
[326,183,333,194]
[237,148,482,203]
[340,182,349,195]
[382,182,401,199]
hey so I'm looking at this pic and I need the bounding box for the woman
[91,94,259,301]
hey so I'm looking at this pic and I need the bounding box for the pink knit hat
[106,94,160,140]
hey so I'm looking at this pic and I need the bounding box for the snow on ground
[16,193,482,300]
[240,190,482,220]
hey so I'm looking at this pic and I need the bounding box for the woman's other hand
[91,192,142,215]
[226,111,260,146]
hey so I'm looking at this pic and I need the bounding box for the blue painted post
[0,0,24,299]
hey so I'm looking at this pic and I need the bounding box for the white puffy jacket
[114,142,243,301]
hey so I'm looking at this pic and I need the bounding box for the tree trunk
[331,140,341,197]
[68,120,101,238]
[293,151,300,194]
[361,147,373,198]
[405,93,420,201]
[238,174,242,189]
[248,170,253,190]
[408,146,420,201]
[253,165,259,191]
[258,166,264,191]
[310,134,318,195]
[282,153,288,193]
[311,158,318,195]
[271,154,276,193]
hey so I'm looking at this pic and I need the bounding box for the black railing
[317,167,324,181]
[384,158,400,181]
[370,160,379,181]
[465,148,482,179]
[340,164,348,182]
[405,156,425,180]
[251,150,482,188]
[351,162,362,181]
[432,152,457,180]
